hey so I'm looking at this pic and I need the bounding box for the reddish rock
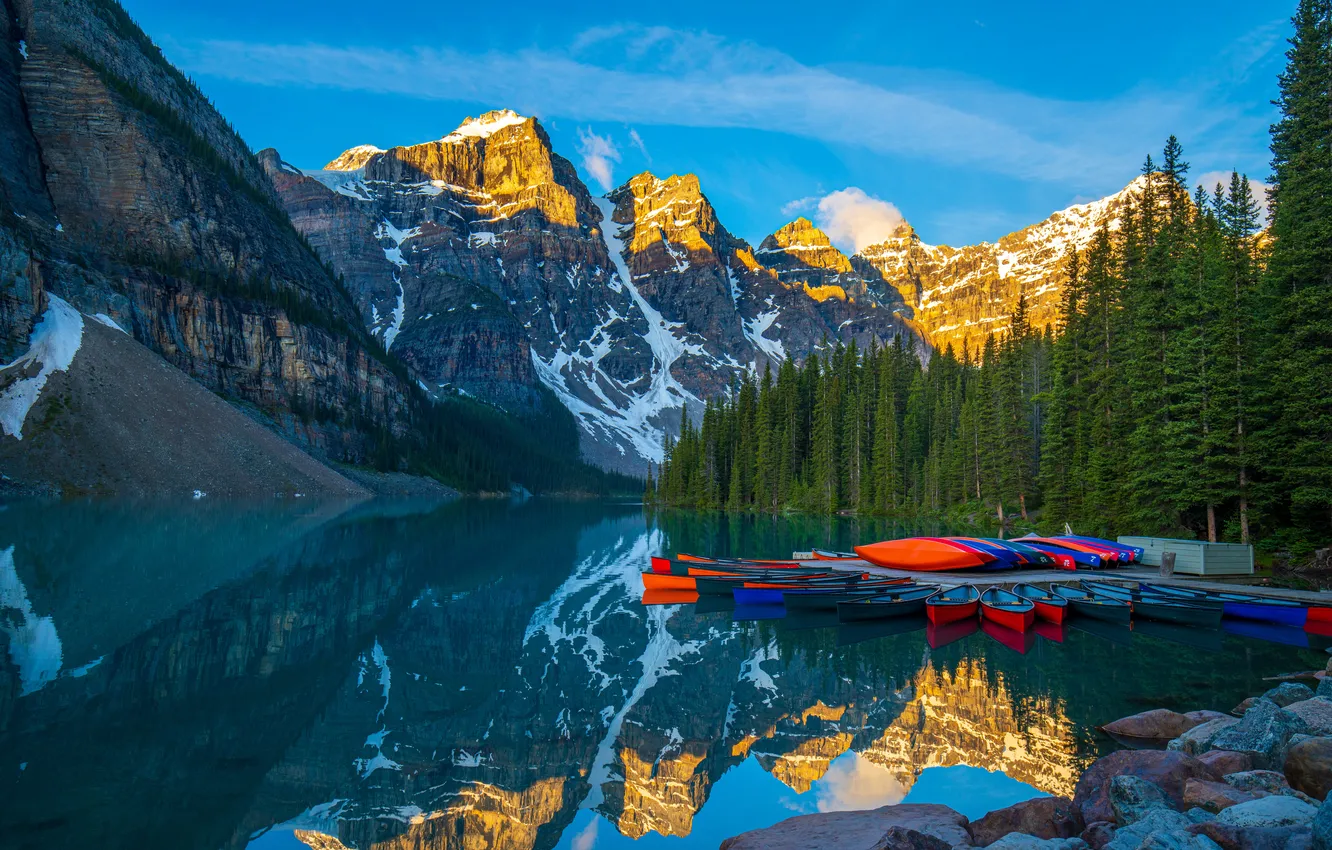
[1102,709,1209,741]
[968,796,1083,845]
[1183,778,1261,812]
[1285,736,1332,801]
[1079,821,1118,850]
[719,804,972,850]
[1073,749,1220,824]
[1234,697,1260,717]
[1198,750,1255,776]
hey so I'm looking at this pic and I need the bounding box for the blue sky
[126,0,1292,251]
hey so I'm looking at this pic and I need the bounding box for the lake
[0,499,1324,850]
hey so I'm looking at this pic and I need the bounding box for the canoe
[693,573,865,596]
[925,585,980,625]
[837,585,939,621]
[1064,535,1144,562]
[733,578,909,607]
[943,538,1025,570]
[665,561,820,577]
[982,619,1037,654]
[1018,540,1104,569]
[854,538,997,571]
[676,553,802,566]
[1139,583,1309,627]
[979,586,1036,632]
[1081,582,1223,627]
[1013,583,1068,624]
[1050,583,1132,623]
[655,555,802,573]
[811,548,861,560]
[927,617,979,649]
[975,538,1057,568]
[640,589,699,606]
[1022,537,1119,565]
[642,569,830,591]
[1055,536,1133,563]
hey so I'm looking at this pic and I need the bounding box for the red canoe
[1013,583,1068,625]
[980,586,1036,632]
[854,538,997,571]
[926,585,980,625]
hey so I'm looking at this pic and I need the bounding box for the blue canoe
[1140,583,1308,628]
[1022,540,1103,569]
[1060,535,1138,563]
[948,538,1025,570]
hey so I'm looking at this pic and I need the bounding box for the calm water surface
[0,500,1325,850]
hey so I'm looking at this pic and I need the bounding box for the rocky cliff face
[861,178,1145,356]
[0,0,429,469]
[271,123,923,474]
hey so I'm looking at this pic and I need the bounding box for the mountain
[267,115,922,474]
[0,3,616,496]
[862,178,1146,355]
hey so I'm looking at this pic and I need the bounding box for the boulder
[1170,717,1241,756]
[1225,770,1292,795]
[719,803,972,850]
[871,826,954,850]
[1189,821,1317,850]
[1286,737,1332,801]
[1112,776,1173,825]
[1319,677,1332,699]
[1197,750,1254,776]
[1266,684,1318,708]
[985,837,1087,850]
[1183,779,1261,813]
[1187,711,1233,725]
[1132,833,1225,849]
[1081,822,1118,850]
[1075,750,1221,824]
[1216,796,1319,829]
[1184,808,1216,824]
[1314,795,1332,850]
[1104,710,1211,742]
[970,796,1083,845]
[1287,699,1332,736]
[1210,699,1311,770]
[1102,808,1192,850]
[1234,698,1260,717]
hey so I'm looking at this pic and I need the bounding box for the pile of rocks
[721,669,1332,849]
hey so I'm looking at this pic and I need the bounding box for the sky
[124,0,1293,252]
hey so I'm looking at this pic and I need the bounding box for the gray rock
[1320,677,1332,699]
[1184,808,1216,824]
[1215,796,1319,829]
[1082,821,1118,850]
[1314,795,1332,850]
[1103,809,1192,850]
[1210,699,1311,770]
[1136,832,1224,849]
[985,836,1088,850]
[1225,770,1292,794]
[870,825,953,850]
[1287,698,1332,736]
[1170,717,1241,756]
[1112,776,1174,825]
[1266,684,1318,707]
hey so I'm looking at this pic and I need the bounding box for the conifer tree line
[647,0,1332,550]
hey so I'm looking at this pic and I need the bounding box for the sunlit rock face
[861,658,1082,798]
[860,177,1147,357]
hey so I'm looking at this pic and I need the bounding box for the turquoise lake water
[0,499,1324,849]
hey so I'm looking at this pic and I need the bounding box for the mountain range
[0,0,1144,490]
[264,111,1144,474]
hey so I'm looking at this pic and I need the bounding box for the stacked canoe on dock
[851,534,1137,571]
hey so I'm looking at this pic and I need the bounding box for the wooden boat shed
[1117,536,1254,576]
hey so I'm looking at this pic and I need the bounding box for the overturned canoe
[854,538,997,571]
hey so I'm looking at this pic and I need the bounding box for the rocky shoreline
[721,659,1332,849]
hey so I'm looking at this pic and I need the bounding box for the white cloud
[805,187,907,253]
[814,752,908,812]
[628,128,650,161]
[577,128,621,192]
[1194,170,1272,224]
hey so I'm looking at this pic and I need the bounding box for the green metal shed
[1117,536,1253,575]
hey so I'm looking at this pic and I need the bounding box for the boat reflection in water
[0,503,1324,850]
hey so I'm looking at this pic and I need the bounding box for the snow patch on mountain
[443,110,528,143]
[0,294,84,441]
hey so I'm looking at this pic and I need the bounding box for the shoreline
[720,660,1332,849]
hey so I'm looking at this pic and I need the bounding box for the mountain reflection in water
[0,502,1324,850]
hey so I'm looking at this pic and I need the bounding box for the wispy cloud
[170,23,1284,193]
[628,128,650,161]
[577,128,621,191]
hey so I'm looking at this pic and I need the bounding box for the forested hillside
[649,0,1332,550]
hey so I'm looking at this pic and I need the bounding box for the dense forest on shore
[647,0,1332,551]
